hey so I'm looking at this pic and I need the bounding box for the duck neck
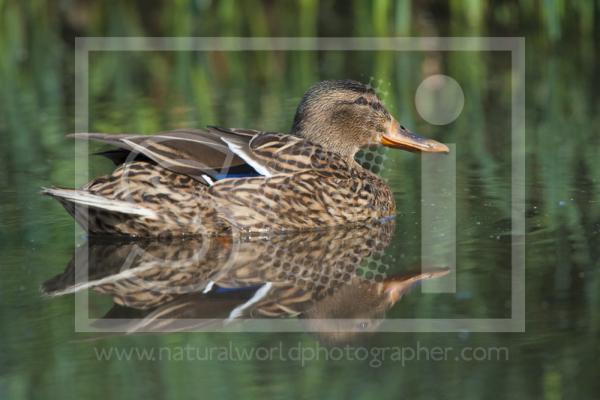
[292,124,360,161]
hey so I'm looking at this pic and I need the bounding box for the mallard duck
[43,80,449,236]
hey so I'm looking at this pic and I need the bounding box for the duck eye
[355,97,368,105]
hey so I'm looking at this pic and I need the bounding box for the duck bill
[381,119,449,153]
[382,268,450,304]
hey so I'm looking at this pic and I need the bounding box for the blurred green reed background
[1,1,599,399]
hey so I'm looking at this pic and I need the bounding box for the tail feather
[41,187,158,219]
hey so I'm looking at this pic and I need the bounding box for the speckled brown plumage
[210,164,395,232]
[51,161,226,237]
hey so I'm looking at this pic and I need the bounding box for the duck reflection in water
[43,221,448,339]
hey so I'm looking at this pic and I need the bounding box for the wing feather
[69,128,351,182]
[69,128,249,181]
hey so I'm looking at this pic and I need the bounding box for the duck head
[303,267,450,343]
[291,79,449,159]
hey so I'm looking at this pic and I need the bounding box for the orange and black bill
[381,119,449,153]
[383,268,451,304]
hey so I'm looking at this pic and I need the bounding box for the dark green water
[1,1,600,399]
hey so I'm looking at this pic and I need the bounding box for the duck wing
[71,127,351,183]
[70,127,256,182]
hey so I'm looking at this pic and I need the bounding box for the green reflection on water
[1,1,599,399]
